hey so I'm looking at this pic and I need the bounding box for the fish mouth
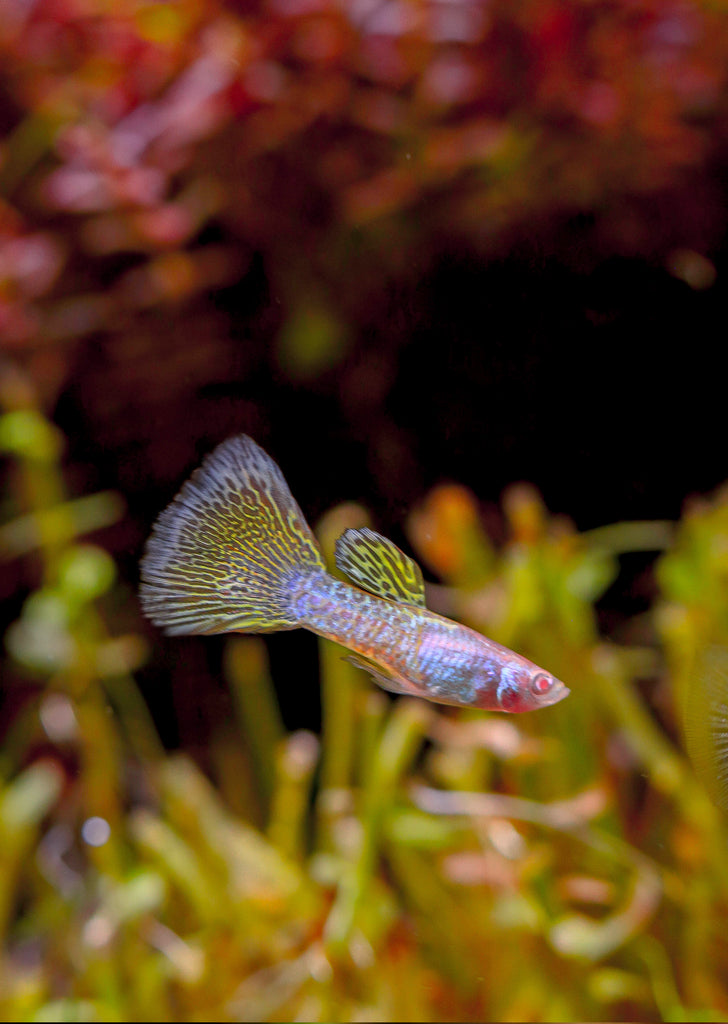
[545,682,570,707]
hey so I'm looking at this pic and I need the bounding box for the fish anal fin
[335,527,426,607]
[344,654,413,696]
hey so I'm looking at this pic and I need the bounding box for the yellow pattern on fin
[140,434,325,635]
[334,527,426,607]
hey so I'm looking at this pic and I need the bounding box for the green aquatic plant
[2,401,728,1022]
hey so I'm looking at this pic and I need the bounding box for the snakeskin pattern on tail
[141,435,325,635]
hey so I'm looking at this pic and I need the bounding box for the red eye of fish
[530,672,553,696]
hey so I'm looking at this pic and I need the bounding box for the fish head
[495,660,570,713]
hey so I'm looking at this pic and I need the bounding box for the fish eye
[530,672,554,697]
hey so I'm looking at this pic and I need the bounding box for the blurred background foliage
[3,0,728,1020]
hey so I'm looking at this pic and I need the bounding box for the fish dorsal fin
[334,527,426,606]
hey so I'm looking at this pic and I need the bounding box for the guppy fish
[140,435,569,713]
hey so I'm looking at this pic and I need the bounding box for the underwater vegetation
[3,397,728,1023]
[4,2,728,1021]
[3,0,728,410]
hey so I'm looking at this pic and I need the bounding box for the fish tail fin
[140,435,326,635]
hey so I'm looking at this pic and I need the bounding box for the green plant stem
[324,698,431,954]
[224,637,285,819]
[318,638,362,792]
[267,730,319,861]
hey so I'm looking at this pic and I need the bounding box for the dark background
[51,243,726,743]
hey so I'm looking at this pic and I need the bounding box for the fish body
[140,434,569,713]
[290,571,558,711]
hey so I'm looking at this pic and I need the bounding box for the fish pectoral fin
[334,527,427,607]
[344,654,414,696]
